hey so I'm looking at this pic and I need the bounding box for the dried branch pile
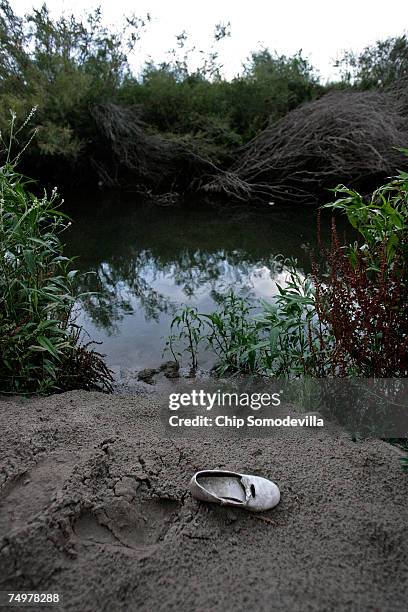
[91,103,216,193]
[202,90,408,203]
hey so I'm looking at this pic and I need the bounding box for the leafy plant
[254,264,332,376]
[201,292,260,375]
[165,305,204,373]
[0,1,148,178]
[325,171,408,267]
[0,113,113,393]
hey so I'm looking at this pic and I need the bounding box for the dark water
[65,197,334,372]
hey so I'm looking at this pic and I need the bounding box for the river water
[65,197,334,373]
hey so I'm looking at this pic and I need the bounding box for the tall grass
[0,115,113,393]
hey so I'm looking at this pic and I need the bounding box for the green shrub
[325,170,408,267]
[125,49,321,143]
[0,1,146,171]
[0,1,322,186]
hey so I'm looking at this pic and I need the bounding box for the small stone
[159,361,180,379]
[137,368,159,384]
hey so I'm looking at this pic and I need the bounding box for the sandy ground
[0,390,407,612]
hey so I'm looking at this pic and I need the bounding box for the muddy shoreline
[0,391,407,611]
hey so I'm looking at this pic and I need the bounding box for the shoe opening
[197,473,247,503]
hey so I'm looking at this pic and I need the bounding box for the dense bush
[0,2,321,192]
[317,176,408,376]
[1,1,407,199]
[0,1,147,184]
[336,34,408,89]
[122,49,321,143]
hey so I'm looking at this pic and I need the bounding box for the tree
[336,34,408,89]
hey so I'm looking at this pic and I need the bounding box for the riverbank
[0,390,407,611]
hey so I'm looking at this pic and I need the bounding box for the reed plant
[0,113,113,393]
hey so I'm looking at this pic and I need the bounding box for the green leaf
[35,335,60,358]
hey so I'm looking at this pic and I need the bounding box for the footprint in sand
[73,493,181,551]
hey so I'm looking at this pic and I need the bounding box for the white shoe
[189,470,280,512]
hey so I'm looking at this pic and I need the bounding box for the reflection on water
[65,197,332,370]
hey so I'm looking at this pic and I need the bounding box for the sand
[0,390,407,611]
